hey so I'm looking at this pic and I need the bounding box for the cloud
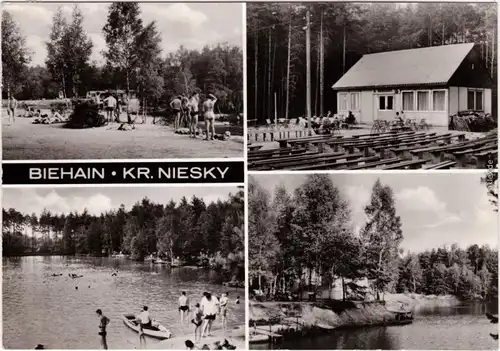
[396,186,447,212]
[143,3,207,28]
[14,189,113,216]
[88,33,106,64]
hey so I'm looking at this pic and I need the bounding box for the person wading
[96,309,110,350]
[179,291,190,324]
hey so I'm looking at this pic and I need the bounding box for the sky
[3,2,243,66]
[2,186,240,216]
[251,172,499,253]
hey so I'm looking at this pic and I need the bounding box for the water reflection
[252,302,498,350]
[3,256,245,349]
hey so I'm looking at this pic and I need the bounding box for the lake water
[252,302,498,350]
[3,256,245,349]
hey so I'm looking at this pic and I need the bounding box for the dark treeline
[247,2,497,122]
[2,192,244,278]
[249,175,498,302]
[2,3,242,113]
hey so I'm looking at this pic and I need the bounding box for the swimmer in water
[202,94,217,141]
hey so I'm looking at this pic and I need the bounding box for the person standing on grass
[7,95,18,125]
[96,309,109,350]
[170,96,182,130]
[203,94,217,141]
[189,92,200,138]
[181,95,190,129]
[103,92,117,123]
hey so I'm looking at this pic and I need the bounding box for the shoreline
[249,293,466,343]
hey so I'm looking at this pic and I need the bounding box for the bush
[65,99,107,128]
[449,111,497,132]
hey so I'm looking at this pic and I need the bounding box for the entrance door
[376,94,395,120]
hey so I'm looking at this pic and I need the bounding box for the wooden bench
[343,132,434,156]
[346,157,402,170]
[473,150,498,169]
[248,145,263,152]
[291,156,381,170]
[423,160,457,170]
[249,151,321,168]
[380,159,429,170]
[268,152,364,170]
[449,144,498,167]
[277,135,338,148]
[410,136,493,163]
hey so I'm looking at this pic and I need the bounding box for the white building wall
[484,88,492,114]
[449,86,459,115]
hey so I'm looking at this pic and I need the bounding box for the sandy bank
[150,325,245,350]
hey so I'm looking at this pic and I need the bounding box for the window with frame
[417,91,430,111]
[350,93,360,111]
[468,89,484,111]
[432,91,446,111]
[379,95,394,110]
[402,92,414,111]
[339,93,347,111]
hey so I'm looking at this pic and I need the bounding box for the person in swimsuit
[179,291,190,324]
[219,293,229,331]
[96,309,109,350]
[7,95,18,125]
[201,292,217,338]
[170,96,182,130]
[202,94,217,140]
[103,92,117,123]
[188,93,200,138]
[191,303,203,343]
[180,95,190,129]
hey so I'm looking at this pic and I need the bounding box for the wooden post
[491,30,495,78]
[306,10,312,136]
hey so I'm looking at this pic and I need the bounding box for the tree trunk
[342,26,346,75]
[491,30,495,78]
[320,12,324,117]
[286,19,291,120]
[126,70,132,124]
[254,34,258,121]
[486,37,489,69]
[342,276,346,301]
[268,29,272,121]
[315,32,320,117]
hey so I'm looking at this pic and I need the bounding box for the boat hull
[122,314,171,339]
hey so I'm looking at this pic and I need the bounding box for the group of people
[179,291,238,344]
[93,291,239,350]
[170,93,218,140]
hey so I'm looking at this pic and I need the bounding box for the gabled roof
[332,43,475,90]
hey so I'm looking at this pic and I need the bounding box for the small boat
[249,333,272,344]
[122,314,172,339]
[152,258,169,264]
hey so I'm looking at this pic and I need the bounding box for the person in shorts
[202,94,217,140]
[188,92,200,138]
[178,291,190,324]
[7,95,18,125]
[103,92,117,123]
[191,303,203,343]
[201,292,217,338]
[170,96,182,130]
[96,309,109,349]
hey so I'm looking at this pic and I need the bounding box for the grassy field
[2,112,243,160]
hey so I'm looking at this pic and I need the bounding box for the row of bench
[248,131,497,170]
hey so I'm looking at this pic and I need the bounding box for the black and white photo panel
[248,172,498,350]
[2,2,244,160]
[2,186,245,349]
[246,2,497,171]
